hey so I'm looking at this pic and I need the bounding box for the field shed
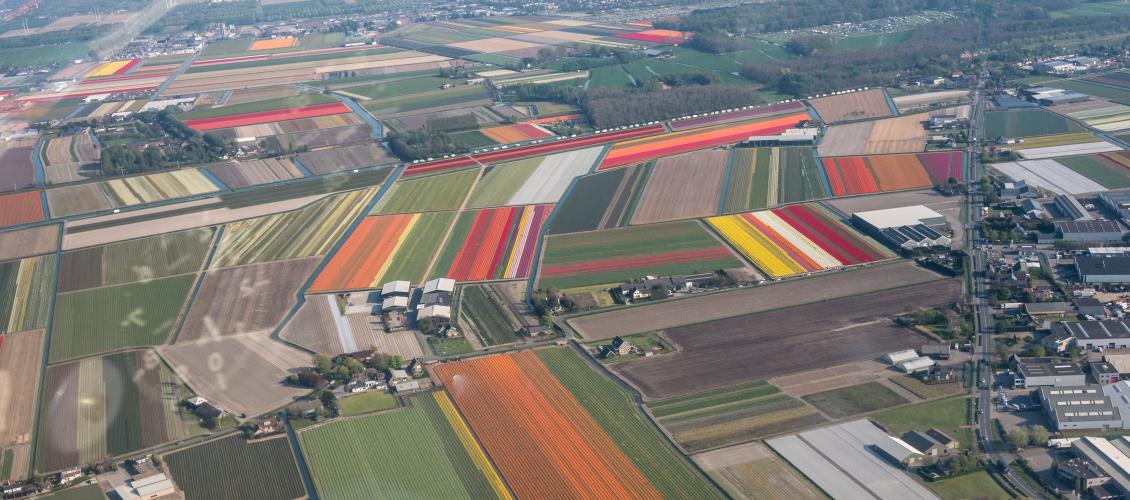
[1024,302,1074,317]
[423,278,455,294]
[920,343,951,359]
[896,357,935,373]
[1056,220,1125,242]
[767,419,937,497]
[1038,386,1121,431]
[885,349,919,364]
[418,304,451,321]
[382,280,411,297]
[852,205,951,249]
[1076,256,1130,284]
[113,473,176,500]
[1075,297,1106,316]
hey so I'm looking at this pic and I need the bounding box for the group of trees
[287,352,404,390]
[583,84,765,129]
[149,0,410,31]
[1005,425,1051,449]
[98,109,235,176]
[386,128,468,161]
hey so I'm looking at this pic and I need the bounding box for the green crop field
[100,228,212,286]
[35,484,106,500]
[373,168,478,214]
[874,395,973,450]
[535,347,723,499]
[833,30,913,51]
[722,148,769,213]
[361,85,491,115]
[547,167,628,234]
[463,53,519,66]
[48,275,195,362]
[981,108,1084,139]
[648,381,781,418]
[1,449,12,479]
[467,157,541,207]
[380,211,456,283]
[539,221,743,290]
[344,76,452,100]
[299,393,502,499]
[450,130,498,149]
[0,254,56,334]
[927,470,1011,500]
[197,39,252,59]
[429,211,476,281]
[458,285,518,345]
[802,381,908,419]
[180,93,337,120]
[1056,155,1130,188]
[1051,78,1130,104]
[165,435,306,500]
[778,147,827,203]
[339,391,399,416]
[589,65,636,89]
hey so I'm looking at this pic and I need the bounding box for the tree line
[583,84,765,129]
[98,110,234,176]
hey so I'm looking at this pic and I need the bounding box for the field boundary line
[168,226,223,345]
[717,148,736,215]
[26,223,63,476]
[420,164,484,280]
[31,137,46,188]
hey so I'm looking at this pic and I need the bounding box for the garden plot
[204,158,304,189]
[631,150,727,225]
[165,434,306,500]
[470,146,603,207]
[1015,140,1123,159]
[280,294,424,358]
[35,349,198,472]
[177,258,319,342]
[807,89,892,123]
[0,330,44,453]
[611,279,959,399]
[159,331,311,417]
[992,159,1107,194]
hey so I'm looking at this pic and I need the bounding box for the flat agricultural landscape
[0,254,55,334]
[982,108,1085,138]
[570,261,940,340]
[0,225,58,262]
[164,435,306,500]
[57,228,212,293]
[177,257,319,341]
[611,278,960,399]
[281,294,424,357]
[630,150,728,225]
[0,331,44,451]
[808,88,893,123]
[693,441,826,500]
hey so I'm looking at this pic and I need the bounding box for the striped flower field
[821,151,962,196]
[439,204,551,282]
[707,204,891,279]
[182,102,351,131]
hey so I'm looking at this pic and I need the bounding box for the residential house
[900,429,958,457]
[599,336,635,358]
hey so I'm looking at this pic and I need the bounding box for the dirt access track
[611,278,961,400]
[569,261,942,340]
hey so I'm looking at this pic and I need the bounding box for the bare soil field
[817,111,930,157]
[56,245,103,293]
[693,441,825,500]
[0,225,58,262]
[282,124,373,150]
[770,359,894,397]
[611,278,960,399]
[223,85,301,106]
[43,164,96,185]
[46,183,113,217]
[296,143,397,175]
[346,314,424,359]
[205,158,304,189]
[62,193,330,250]
[893,90,970,113]
[631,150,727,225]
[178,258,319,342]
[0,143,36,192]
[279,295,343,354]
[0,330,44,447]
[159,331,310,417]
[808,89,892,123]
[570,262,941,340]
[278,293,424,358]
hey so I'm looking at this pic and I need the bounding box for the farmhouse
[1000,179,1038,200]
[1077,256,1130,284]
[112,473,177,500]
[1021,198,1045,218]
[1038,386,1121,431]
[900,429,958,457]
[1011,356,1085,388]
[599,336,636,358]
[852,205,951,249]
[1056,220,1124,242]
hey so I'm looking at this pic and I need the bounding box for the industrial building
[1052,194,1092,221]
[1056,220,1125,242]
[896,357,936,373]
[1077,256,1130,284]
[1100,189,1130,218]
[113,473,177,500]
[1037,386,1121,431]
[1050,320,1130,351]
[1069,437,1130,497]
[1010,356,1085,388]
[852,205,951,249]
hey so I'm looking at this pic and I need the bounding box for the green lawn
[429,337,473,356]
[802,382,908,419]
[373,168,478,214]
[981,108,1083,139]
[927,470,1012,500]
[180,93,337,120]
[873,396,973,450]
[535,347,723,499]
[589,65,636,88]
[34,484,105,500]
[339,391,399,416]
[48,275,196,362]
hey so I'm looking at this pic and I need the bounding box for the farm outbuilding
[852,205,951,249]
[896,357,935,373]
[884,349,919,364]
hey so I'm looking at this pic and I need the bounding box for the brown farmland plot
[612,278,960,399]
[808,89,892,123]
[159,331,311,417]
[694,442,826,500]
[295,143,397,175]
[58,227,213,293]
[178,257,319,342]
[0,330,44,449]
[46,183,113,217]
[570,261,942,340]
[0,225,58,262]
[204,158,304,189]
[631,150,727,225]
